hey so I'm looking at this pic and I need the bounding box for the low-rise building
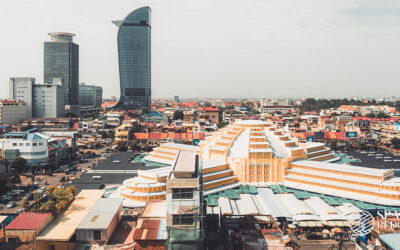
[76,198,123,245]
[0,100,28,125]
[205,106,220,124]
[5,212,53,243]
[35,190,105,250]
[133,200,167,249]
[142,110,169,123]
[2,129,49,167]
[166,150,205,249]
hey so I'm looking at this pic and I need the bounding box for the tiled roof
[134,133,149,140]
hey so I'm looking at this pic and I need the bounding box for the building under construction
[166,150,205,249]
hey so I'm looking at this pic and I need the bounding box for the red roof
[174,133,181,140]
[141,219,160,229]
[205,107,219,112]
[6,212,52,230]
[133,228,160,240]
[149,133,161,140]
[0,99,25,104]
[134,133,149,140]
[353,117,400,122]
[336,132,346,140]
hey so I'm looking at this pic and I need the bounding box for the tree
[173,110,184,120]
[32,185,78,214]
[391,137,400,150]
[10,175,21,185]
[204,102,212,107]
[22,198,29,210]
[376,112,390,118]
[395,101,400,112]
[11,157,27,175]
[116,142,127,152]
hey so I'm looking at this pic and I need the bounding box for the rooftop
[379,233,400,250]
[6,212,52,230]
[291,160,391,177]
[142,200,166,218]
[172,150,197,175]
[36,190,105,241]
[234,120,268,126]
[77,198,123,230]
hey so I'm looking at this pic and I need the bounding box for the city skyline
[1,0,400,99]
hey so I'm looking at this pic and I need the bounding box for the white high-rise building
[32,83,65,118]
[9,77,35,118]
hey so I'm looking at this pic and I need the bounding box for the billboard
[306,135,315,142]
[345,131,358,138]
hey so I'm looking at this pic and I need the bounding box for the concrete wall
[36,240,75,250]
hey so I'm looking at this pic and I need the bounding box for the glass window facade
[114,7,151,112]
[79,84,103,107]
[44,33,79,106]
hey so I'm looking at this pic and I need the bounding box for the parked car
[6,201,16,208]
[11,189,25,195]
[16,209,24,213]
[1,195,12,202]
[25,192,33,200]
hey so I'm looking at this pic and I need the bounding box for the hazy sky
[1,0,400,99]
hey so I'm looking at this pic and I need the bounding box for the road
[0,146,110,213]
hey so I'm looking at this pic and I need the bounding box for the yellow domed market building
[114,120,400,207]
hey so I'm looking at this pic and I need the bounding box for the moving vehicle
[6,201,16,208]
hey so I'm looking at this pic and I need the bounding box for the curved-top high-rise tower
[113,7,151,113]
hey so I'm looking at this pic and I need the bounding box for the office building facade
[113,7,151,112]
[44,32,79,111]
[79,84,103,107]
[9,77,35,118]
[32,84,65,118]
[0,100,28,125]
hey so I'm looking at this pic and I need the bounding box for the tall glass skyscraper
[44,32,79,109]
[113,7,151,112]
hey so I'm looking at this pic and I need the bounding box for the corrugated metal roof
[379,233,400,250]
[133,219,167,241]
[256,188,291,219]
[5,212,52,230]
[77,198,123,230]
[140,219,160,229]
